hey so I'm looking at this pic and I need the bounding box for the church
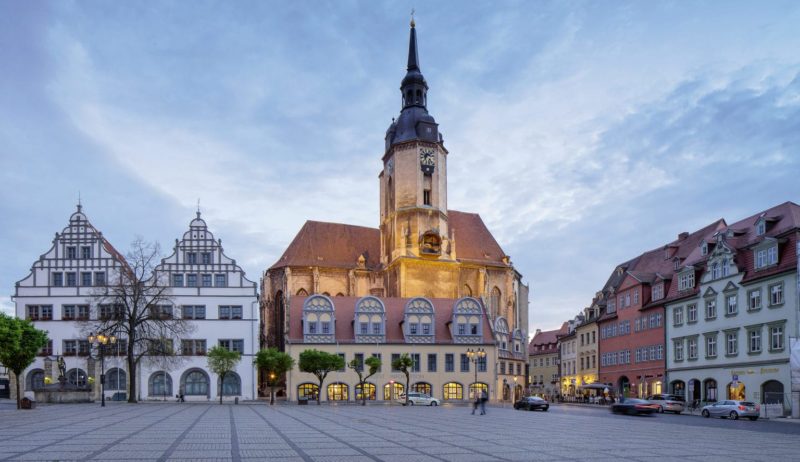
[261,19,530,403]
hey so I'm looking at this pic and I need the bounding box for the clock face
[419,148,435,174]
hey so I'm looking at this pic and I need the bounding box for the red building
[597,220,724,398]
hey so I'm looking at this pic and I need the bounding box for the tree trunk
[270,384,274,405]
[220,372,225,405]
[317,378,322,405]
[127,346,137,403]
[14,371,21,410]
[405,373,410,406]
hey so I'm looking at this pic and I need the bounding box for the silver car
[646,394,685,414]
[701,400,760,420]
[398,392,440,406]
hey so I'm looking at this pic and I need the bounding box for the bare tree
[86,238,194,403]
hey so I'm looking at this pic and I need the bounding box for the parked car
[611,398,659,416]
[398,392,440,406]
[646,394,685,414]
[514,396,549,411]
[701,400,760,420]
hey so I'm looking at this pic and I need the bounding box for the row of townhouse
[528,201,800,415]
[11,205,258,402]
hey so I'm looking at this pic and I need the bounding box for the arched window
[404,298,435,342]
[149,372,172,398]
[413,382,432,395]
[443,382,463,400]
[327,382,348,401]
[183,369,209,396]
[335,293,344,297]
[355,296,386,341]
[355,383,376,401]
[703,378,718,402]
[322,292,331,297]
[384,382,404,400]
[670,380,685,399]
[296,288,308,297]
[219,372,241,396]
[67,368,87,387]
[490,287,501,318]
[503,383,511,401]
[463,284,472,297]
[761,380,784,404]
[469,382,489,400]
[26,369,45,391]
[727,381,745,401]
[106,368,126,391]
[298,383,319,400]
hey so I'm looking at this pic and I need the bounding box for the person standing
[479,390,488,415]
[471,392,479,415]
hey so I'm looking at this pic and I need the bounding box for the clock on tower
[419,148,435,174]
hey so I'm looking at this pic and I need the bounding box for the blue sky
[1,1,799,333]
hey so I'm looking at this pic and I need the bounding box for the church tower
[379,19,454,298]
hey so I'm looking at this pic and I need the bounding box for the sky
[1,0,799,335]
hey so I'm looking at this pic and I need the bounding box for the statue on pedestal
[57,356,67,390]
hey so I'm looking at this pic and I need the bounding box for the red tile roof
[528,324,568,355]
[270,210,509,271]
[287,295,495,344]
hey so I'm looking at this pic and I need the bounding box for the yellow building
[528,324,567,399]
[575,306,600,395]
[261,21,529,401]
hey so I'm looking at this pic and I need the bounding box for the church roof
[286,295,495,344]
[269,210,508,271]
[270,221,380,271]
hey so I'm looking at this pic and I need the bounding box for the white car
[398,392,440,406]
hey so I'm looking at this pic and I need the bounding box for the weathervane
[196,198,201,218]
[77,191,82,212]
[410,8,415,28]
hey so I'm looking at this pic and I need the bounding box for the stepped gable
[269,221,380,271]
[287,296,495,344]
[448,210,508,265]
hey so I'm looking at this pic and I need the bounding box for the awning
[578,383,610,391]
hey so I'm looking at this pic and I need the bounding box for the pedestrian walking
[471,393,479,414]
[479,390,488,415]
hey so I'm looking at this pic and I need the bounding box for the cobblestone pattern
[0,403,798,461]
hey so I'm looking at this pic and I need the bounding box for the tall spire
[408,10,419,71]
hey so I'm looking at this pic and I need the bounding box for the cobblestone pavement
[1,402,799,461]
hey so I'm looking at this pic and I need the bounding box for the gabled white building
[14,205,129,400]
[142,212,258,401]
[12,206,259,402]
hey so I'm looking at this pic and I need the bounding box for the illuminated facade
[261,21,529,400]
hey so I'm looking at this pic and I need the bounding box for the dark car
[611,398,659,416]
[514,396,549,411]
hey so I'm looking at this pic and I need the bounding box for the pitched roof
[270,210,509,271]
[270,221,381,271]
[286,296,495,344]
[448,210,507,265]
[528,324,568,354]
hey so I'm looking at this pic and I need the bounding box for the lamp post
[466,348,486,400]
[513,376,518,401]
[88,332,117,407]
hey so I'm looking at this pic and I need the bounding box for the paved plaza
[1,401,799,461]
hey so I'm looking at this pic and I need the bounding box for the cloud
[0,296,13,316]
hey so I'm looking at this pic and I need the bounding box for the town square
[2,1,800,460]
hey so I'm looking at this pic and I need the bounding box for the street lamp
[466,347,486,400]
[88,332,117,407]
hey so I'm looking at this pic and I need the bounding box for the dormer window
[452,297,483,343]
[404,298,435,343]
[678,270,695,291]
[756,220,766,236]
[701,242,708,256]
[302,295,335,343]
[755,242,779,269]
[354,296,386,343]
[652,283,664,301]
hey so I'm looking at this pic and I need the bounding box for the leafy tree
[88,238,193,403]
[298,349,344,405]
[253,348,295,405]
[348,355,381,406]
[392,353,414,406]
[207,345,242,404]
[0,314,49,409]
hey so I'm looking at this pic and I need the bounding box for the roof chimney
[678,232,689,240]
[535,329,541,336]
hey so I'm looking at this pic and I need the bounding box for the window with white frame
[673,306,684,326]
[633,289,639,305]
[726,331,738,355]
[748,327,762,353]
[705,335,717,358]
[678,272,695,291]
[769,283,784,306]
[756,220,765,235]
[674,340,684,361]
[770,325,784,351]
[705,299,716,320]
[767,246,778,265]
[725,295,737,316]
[748,289,761,311]
[711,262,721,279]
[652,284,664,301]
[701,242,708,255]
[687,304,697,323]
[687,337,698,359]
